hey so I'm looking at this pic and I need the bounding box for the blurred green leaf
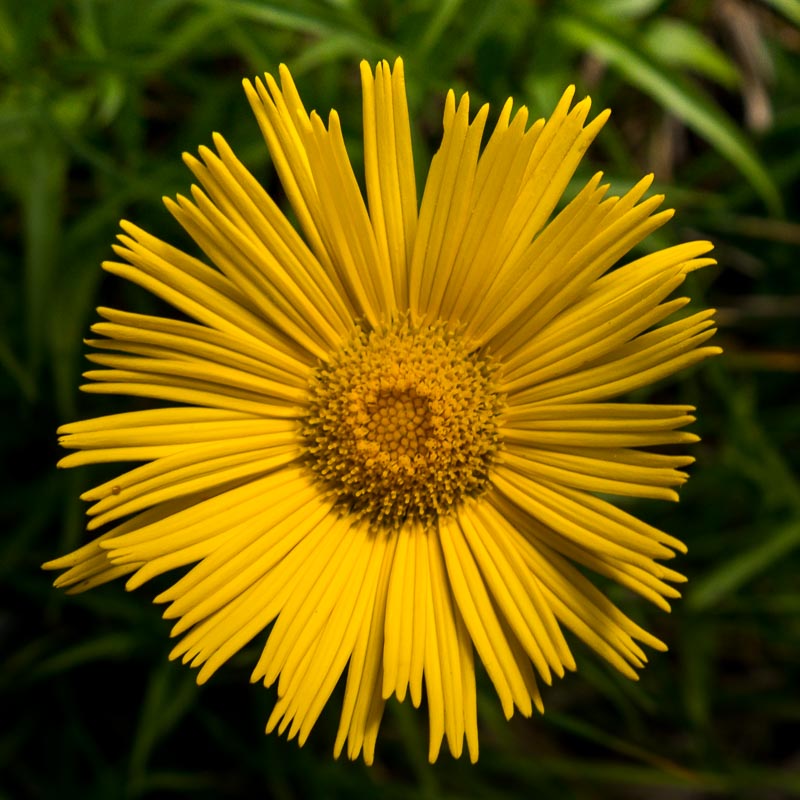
[0,337,34,402]
[570,0,663,18]
[762,0,800,26]
[553,12,784,216]
[643,18,741,88]
[195,0,374,39]
[22,137,67,384]
[31,633,140,678]
[128,661,199,794]
[687,520,800,610]
[413,0,463,61]
[142,9,235,72]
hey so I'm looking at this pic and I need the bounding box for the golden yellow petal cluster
[44,58,721,764]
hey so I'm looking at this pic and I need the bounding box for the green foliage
[2,0,798,797]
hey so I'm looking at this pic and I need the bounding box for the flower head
[44,59,720,764]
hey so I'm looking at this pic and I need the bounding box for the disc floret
[305,320,503,527]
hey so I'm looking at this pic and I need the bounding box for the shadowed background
[1,0,799,797]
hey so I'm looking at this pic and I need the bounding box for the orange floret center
[305,320,502,527]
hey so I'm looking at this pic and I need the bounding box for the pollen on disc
[304,320,503,528]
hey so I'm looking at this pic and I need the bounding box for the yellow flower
[44,58,720,764]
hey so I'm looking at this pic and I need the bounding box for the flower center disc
[305,321,502,528]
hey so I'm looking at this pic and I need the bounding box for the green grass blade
[687,520,800,610]
[553,13,783,215]
[128,661,199,794]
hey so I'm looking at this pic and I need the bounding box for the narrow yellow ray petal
[505,93,597,257]
[461,501,574,675]
[463,172,609,340]
[58,406,252,436]
[93,306,310,378]
[334,531,398,762]
[212,131,355,323]
[506,447,690,486]
[44,496,204,590]
[275,521,375,700]
[80,379,305,418]
[382,522,413,700]
[500,449,684,502]
[509,320,720,406]
[438,515,532,717]
[484,196,673,352]
[166,187,336,358]
[300,109,392,324]
[174,567,295,677]
[503,401,695,428]
[589,240,714,297]
[420,99,490,324]
[444,108,541,321]
[57,444,186,469]
[471,501,575,671]
[110,230,305,360]
[426,524,465,760]
[175,506,334,656]
[267,522,379,741]
[423,563,445,763]
[63,417,298,452]
[125,529,233,593]
[492,468,674,565]
[518,559,649,672]
[462,100,613,336]
[295,528,388,745]
[168,501,335,671]
[82,441,296,511]
[44,531,140,592]
[243,72,333,278]
[87,444,300,531]
[548,481,687,553]
[117,220,259,312]
[491,492,681,610]
[361,59,417,310]
[455,607,479,763]
[101,257,292,359]
[409,521,428,708]
[102,465,306,555]
[257,516,357,689]
[408,90,459,319]
[81,363,302,410]
[511,529,669,671]
[503,617,545,714]
[73,423,298,512]
[85,353,306,404]
[183,142,352,342]
[171,507,335,676]
[457,504,555,682]
[499,427,699,450]
[499,278,687,387]
[162,480,329,629]
[268,526,385,745]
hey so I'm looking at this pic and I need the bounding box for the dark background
[2,0,799,797]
